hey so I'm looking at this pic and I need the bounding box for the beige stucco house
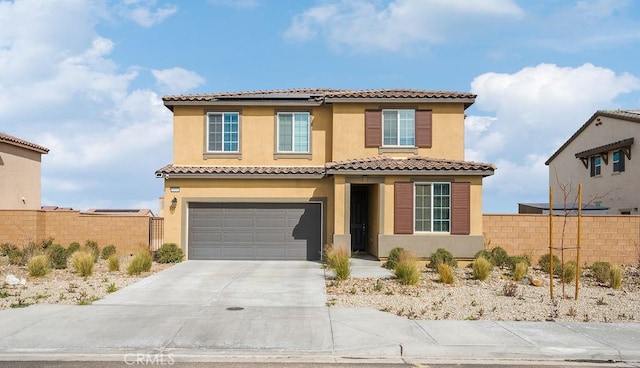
[156,89,495,261]
[0,133,49,210]
[546,110,640,215]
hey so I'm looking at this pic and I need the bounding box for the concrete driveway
[95,260,327,307]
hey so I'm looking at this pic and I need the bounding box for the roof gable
[545,110,640,165]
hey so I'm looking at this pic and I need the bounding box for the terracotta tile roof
[155,164,326,177]
[156,156,496,178]
[0,132,49,154]
[326,156,495,174]
[163,88,475,102]
[597,109,640,122]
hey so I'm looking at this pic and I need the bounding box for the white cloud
[152,67,206,93]
[467,63,640,212]
[284,0,524,52]
[117,0,178,27]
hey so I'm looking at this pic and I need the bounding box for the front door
[350,185,369,252]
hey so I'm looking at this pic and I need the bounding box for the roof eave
[326,169,494,176]
[163,100,324,108]
[324,97,475,109]
[157,173,326,179]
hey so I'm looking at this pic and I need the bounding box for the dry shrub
[28,254,50,278]
[610,265,623,290]
[393,250,420,286]
[127,252,153,276]
[324,244,350,281]
[71,251,94,277]
[591,261,611,283]
[108,254,120,272]
[561,261,578,283]
[472,257,492,281]
[438,263,455,285]
[512,261,528,281]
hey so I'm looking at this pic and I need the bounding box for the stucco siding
[0,143,42,210]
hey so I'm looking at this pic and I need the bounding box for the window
[207,112,239,152]
[415,183,450,232]
[590,156,601,177]
[383,109,415,146]
[277,112,310,153]
[613,150,625,172]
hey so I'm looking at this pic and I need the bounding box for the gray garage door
[188,202,322,261]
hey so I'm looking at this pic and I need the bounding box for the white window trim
[276,112,311,153]
[382,109,415,147]
[413,182,451,234]
[206,112,240,153]
[593,156,602,176]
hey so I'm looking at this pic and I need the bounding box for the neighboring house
[0,133,49,210]
[546,110,640,215]
[156,89,495,261]
[85,208,156,217]
[518,202,609,215]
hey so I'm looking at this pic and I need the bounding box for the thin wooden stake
[549,186,554,300]
[575,184,582,300]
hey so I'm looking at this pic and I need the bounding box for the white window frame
[414,182,451,233]
[592,155,602,176]
[276,112,310,153]
[206,112,240,153]
[613,151,623,172]
[382,109,415,147]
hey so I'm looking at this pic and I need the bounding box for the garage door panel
[188,202,321,261]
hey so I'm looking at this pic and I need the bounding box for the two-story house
[546,110,639,215]
[0,133,49,210]
[156,89,495,261]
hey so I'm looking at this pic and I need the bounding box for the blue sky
[1,0,640,214]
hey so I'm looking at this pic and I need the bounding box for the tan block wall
[0,210,154,255]
[483,214,640,266]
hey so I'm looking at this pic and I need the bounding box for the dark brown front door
[350,185,369,252]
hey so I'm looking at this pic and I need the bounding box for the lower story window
[415,183,450,232]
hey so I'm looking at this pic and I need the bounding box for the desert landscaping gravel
[0,256,172,309]
[327,265,640,323]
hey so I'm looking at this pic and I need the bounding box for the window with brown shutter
[450,182,471,235]
[415,110,432,148]
[394,182,413,234]
[365,110,382,147]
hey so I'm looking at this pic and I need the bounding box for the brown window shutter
[394,182,413,234]
[365,110,382,147]
[415,110,432,148]
[451,182,470,235]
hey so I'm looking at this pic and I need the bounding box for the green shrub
[101,245,117,260]
[428,248,457,270]
[591,261,611,283]
[385,247,405,270]
[156,243,184,263]
[67,242,81,255]
[7,247,25,266]
[1,243,16,256]
[84,240,100,263]
[39,237,54,250]
[472,257,492,281]
[48,244,69,269]
[560,261,578,283]
[437,263,455,285]
[538,254,561,276]
[127,252,153,276]
[508,255,531,271]
[474,249,492,263]
[490,247,510,268]
[610,265,623,290]
[393,250,420,285]
[108,254,120,272]
[512,261,528,281]
[71,251,94,277]
[28,255,50,278]
[22,242,40,262]
[106,283,118,293]
[324,245,350,281]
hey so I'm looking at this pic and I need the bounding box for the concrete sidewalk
[0,260,638,364]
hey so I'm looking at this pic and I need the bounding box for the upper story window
[207,112,239,152]
[277,112,310,153]
[383,109,415,146]
[590,156,601,177]
[613,150,625,172]
[415,182,450,233]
